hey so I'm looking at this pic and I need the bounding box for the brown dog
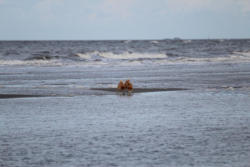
[124,80,133,91]
[117,80,125,91]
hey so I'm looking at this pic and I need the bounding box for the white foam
[96,52,167,59]
[0,60,62,66]
[149,51,250,65]
[76,51,167,60]
[151,41,159,44]
[2,51,250,67]
[168,51,250,64]
[234,51,250,57]
[183,40,192,44]
[75,53,91,59]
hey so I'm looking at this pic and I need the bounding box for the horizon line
[0,37,250,41]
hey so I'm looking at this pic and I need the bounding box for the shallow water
[1,90,250,167]
[1,63,250,97]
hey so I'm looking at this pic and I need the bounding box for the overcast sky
[0,0,250,40]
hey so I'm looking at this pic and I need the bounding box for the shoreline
[0,88,189,99]
[0,94,47,99]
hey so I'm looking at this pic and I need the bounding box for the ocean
[1,39,250,167]
[1,39,250,66]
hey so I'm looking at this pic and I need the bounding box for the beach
[1,40,250,166]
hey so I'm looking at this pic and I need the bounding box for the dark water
[0,39,250,66]
[1,40,250,167]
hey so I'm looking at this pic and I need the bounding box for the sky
[0,0,250,40]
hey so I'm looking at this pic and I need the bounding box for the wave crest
[1,51,250,66]
[74,51,167,60]
[0,60,62,66]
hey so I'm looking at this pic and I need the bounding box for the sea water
[1,40,250,167]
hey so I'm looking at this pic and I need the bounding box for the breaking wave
[74,53,92,59]
[150,41,159,44]
[74,51,167,60]
[0,60,63,66]
[1,51,250,66]
[160,51,250,64]
[25,55,60,61]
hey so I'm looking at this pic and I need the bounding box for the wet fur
[117,81,125,90]
[117,80,133,91]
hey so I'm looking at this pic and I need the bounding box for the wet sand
[0,94,46,99]
[0,88,189,99]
